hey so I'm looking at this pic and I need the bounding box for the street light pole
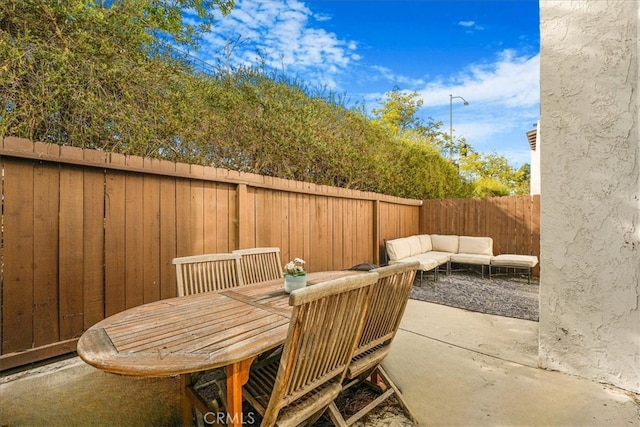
[449,94,469,160]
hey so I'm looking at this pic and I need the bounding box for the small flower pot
[284,274,307,293]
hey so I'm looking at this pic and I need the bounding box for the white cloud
[458,20,483,31]
[411,51,540,166]
[370,66,425,88]
[418,50,540,108]
[196,0,359,85]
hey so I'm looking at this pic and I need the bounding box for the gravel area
[410,267,540,321]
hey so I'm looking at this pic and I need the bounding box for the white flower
[284,258,306,276]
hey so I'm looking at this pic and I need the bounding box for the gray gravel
[410,268,539,321]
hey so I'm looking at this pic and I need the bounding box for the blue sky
[189,0,540,167]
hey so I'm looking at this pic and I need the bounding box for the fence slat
[33,162,60,347]
[142,174,161,304]
[83,168,105,329]
[159,178,177,300]
[2,159,35,353]
[105,171,126,317]
[124,173,145,309]
[59,165,84,341]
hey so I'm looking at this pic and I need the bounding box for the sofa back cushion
[406,235,423,256]
[430,234,459,253]
[458,236,493,256]
[386,238,411,261]
[417,234,432,253]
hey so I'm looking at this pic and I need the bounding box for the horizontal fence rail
[0,137,420,369]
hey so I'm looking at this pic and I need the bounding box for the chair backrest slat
[260,273,378,424]
[356,262,419,355]
[232,247,283,285]
[172,253,244,296]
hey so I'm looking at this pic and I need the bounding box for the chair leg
[376,366,418,424]
[330,366,418,426]
[306,407,332,426]
[327,402,348,427]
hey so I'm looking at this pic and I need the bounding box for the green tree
[373,86,424,134]
[460,151,529,197]
[136,0,235,48]
[514,163,531,195]
[372,87,445,140]
[0,0,233,150]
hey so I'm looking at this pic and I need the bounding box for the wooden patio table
[77,270,361,427]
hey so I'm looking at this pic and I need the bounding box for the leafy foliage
[1,0,232,153]
[372,88,527,197]
[460,151,529,196]
[0,0,522,200]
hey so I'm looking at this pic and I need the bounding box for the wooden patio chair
[232,247,283,285]
[328,261,420,426]
[172,253,245,420]
[172,253,244,297]
[242,272,379,427]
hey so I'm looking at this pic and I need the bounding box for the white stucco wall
[539,1,640,393]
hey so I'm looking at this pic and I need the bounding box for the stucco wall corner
[539,0,640,394]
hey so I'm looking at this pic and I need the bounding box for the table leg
[225,357,256,427]
[180,373,193,427]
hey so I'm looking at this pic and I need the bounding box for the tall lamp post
[449,94,469,160]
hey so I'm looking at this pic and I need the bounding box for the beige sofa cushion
[430,234,459,253]
[417,234,432,252]
[458,236,493,256]
[406,235,423,257]
[386,238,411,261]
[390,255,439,271]
[491,254,538,268]
[420,251,450,265]
[450,253,492,265]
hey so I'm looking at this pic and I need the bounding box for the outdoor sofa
[385,234,538,283]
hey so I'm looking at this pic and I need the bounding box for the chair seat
[347,345,391,380]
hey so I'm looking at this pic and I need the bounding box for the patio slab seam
[397,326,540,369]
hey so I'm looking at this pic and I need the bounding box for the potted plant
[283,258,307,293]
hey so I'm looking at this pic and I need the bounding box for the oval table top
[77,270,360,377]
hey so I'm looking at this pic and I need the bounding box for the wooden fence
[0,138,539,370]
[420,196,541,274]
[0,138,420,369]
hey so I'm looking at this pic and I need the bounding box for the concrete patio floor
[385,300,639,426]
[1,299,638,426]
